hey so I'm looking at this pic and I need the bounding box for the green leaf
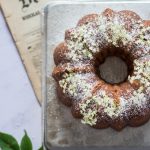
[20,131,32,150]
[0,139,13,150]
[38,145,43,150]
[0,132,20,150]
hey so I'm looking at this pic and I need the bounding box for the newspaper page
[0,0,50,104]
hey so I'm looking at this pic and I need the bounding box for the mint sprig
[0,131,43,150]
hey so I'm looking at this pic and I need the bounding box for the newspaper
[0,0,51,104]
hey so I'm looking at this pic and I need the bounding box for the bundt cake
[52,8,150,131]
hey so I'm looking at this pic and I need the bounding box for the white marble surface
[0,11,41,150]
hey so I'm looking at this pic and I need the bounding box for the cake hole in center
[99,56,128,84]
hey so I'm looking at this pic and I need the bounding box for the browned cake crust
[144,20,150,27]
[53,42,69,65]
[52,8,150,131]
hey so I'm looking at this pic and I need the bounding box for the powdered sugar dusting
[56,9,150,126]
[80,90,119,125]
[59,73,98,100]
[65,12,149,62]
[128,56,150,108]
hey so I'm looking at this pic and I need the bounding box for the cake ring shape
[52,8,150,131]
